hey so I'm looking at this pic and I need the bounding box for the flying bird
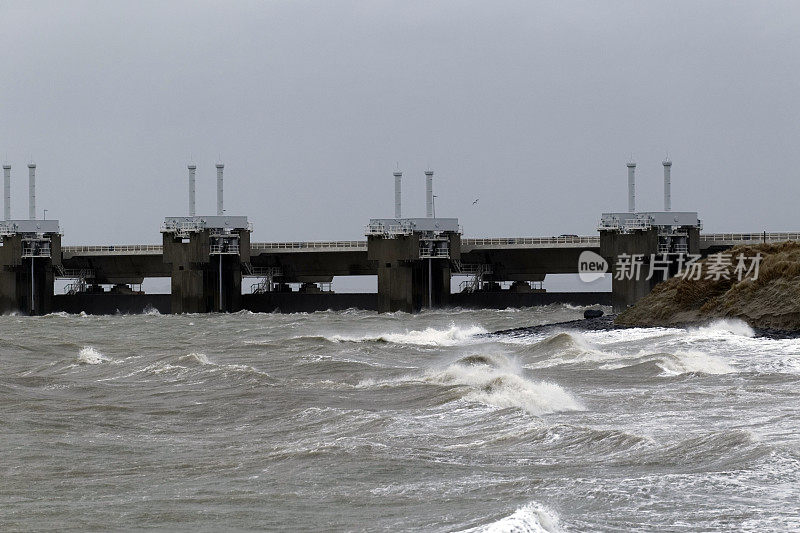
[472,199,480,205]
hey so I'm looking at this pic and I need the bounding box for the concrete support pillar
[368,232,459,312]
[163,230,210,313]
[0,235,23,313]
[600,228,659,312]
[162,228,247,313]
[411,258,452,309]
[0,233,60,315]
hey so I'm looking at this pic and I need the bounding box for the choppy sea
[2,305,799,531]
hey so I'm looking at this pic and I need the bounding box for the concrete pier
[367,229,460,312]
[161,216,250,313]
[599,227,660,312]
[0,221,62,315]
[599,212,701,312]
[366,218,461,312]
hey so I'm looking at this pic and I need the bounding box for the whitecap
[179,352,212,365]
[424,353,583,415]
[77,346,110,365]
[328,324,487,346]
[461,501,562,532]
[655,350,736,375]
[694,318,755,338]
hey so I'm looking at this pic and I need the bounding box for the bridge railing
[251,241,367,251]
[54,232,800,258]
[700,232,800,242]
[463,236,600,246]
[62,244,164,254]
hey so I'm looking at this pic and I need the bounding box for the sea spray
[426,353,583,414]
[695,318,755,338]
[357,352,583,414]
[76,346,110,365]
[326,324,487,346]
[462,502,562,533]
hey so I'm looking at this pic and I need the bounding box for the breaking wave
[519,331,607,361]
[594,350,736,375]
[178,352,212,365]
[694,318,755,338]
[651,350,736,375]
[462,501,562,532]
[515,332,735,375]
[77,346,111,365]
[368,352,584,415]
[326,325,487,346]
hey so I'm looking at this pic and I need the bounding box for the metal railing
[60,268,95,294]
[251,241,367,251]
[623,219,652,231]
[58,268,96,279]
[364,223,414,237]
[161,220,204,235]
[419,247,450,259]
[63,244,163,255]
[700,232,800,242]
[365,222,385,236]
[63,237,599,256]
[248,267,283,294]
[243,266,283,278]
[22,243,52,258]
[210,243,240,255]
[452,263,493,276]
[55,232,800,259]
[64,281,87,295]
[463,235,600,246]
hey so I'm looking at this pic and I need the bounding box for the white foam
[179,352,212,365]
[462,502,562,533]
[507,328,739,376]
[77,346,110,365]
[169,352,271,377]
[655,350,736,375]
[142,305,161,316]
[425,353,583,415]
[329,324,487,346]
[694,318,755,338]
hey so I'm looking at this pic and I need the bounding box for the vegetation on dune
[616,242,800,331]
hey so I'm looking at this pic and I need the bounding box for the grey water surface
[2,306,799,531]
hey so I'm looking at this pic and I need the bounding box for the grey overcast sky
[1,0,799,245]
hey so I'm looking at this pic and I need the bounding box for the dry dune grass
[617,242,800,330]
